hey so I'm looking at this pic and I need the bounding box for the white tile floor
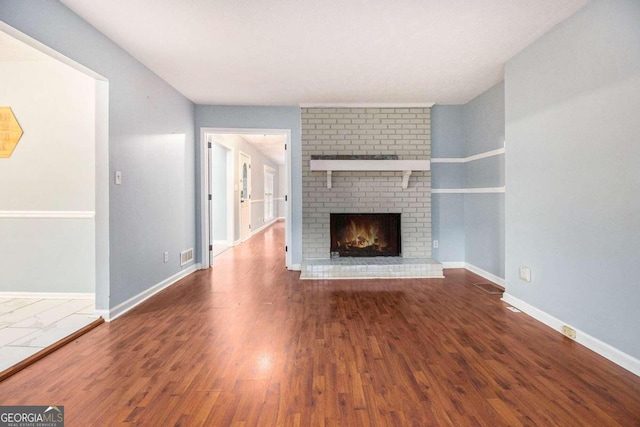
[0,298,98,372]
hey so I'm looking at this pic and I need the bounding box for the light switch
[519,266,531,282]
[115,171,122,185]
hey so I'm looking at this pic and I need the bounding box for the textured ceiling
[60,1,586,105]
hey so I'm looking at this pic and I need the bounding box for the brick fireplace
[300,107,442,279]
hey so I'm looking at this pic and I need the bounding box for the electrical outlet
[163,252,169,263]
[561,325,576,340]
[433,240,439,248]
[519,266,531,282]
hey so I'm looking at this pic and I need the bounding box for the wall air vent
[180,248,194,266]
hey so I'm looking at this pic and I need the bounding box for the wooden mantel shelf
[309,159,430,189]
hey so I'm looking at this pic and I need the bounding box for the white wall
[278,164,286,218]
[210,142,227,241]
[0,60,96,293]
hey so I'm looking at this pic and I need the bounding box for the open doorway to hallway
[201,129,291,269]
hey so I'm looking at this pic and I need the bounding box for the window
[264,167,275,221]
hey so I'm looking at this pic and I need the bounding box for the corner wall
[431,82,505,279]
[462,82,505,279]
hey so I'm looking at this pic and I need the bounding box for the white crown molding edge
[432,187,505,194]
[432,148,505,164]
[502,292,640,377]
[0,211,96,219]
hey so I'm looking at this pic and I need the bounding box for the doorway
[208,138,233,263]
[200,128,292,270]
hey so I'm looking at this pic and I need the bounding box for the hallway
[0,221,638,425]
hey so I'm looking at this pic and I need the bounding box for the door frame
[200,127,292,270]
[238,150,252,242]
[208,137,234,264]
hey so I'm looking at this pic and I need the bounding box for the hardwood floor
[0,222,638,425]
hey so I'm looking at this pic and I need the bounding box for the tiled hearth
[300,257,444,280]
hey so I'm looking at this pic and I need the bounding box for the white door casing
[239,151,251,242]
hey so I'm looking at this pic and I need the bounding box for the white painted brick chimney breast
[301,107,432,259]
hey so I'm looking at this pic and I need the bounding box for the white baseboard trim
[502,293,640,377]
[251,218,279,236]
[0,291,95,300]
[288,264,302,271]
[442,262,465,268]
[104,265,198,322]
[464,263,505,287]
[212,240,228,246]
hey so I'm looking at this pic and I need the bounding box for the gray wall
[431,82,505,276]
[195,106,302,266]
[429,106,465,263]
[462,82,505,278]
[210,143,227,241]
[505,0,640,358]
[1,0,196,309]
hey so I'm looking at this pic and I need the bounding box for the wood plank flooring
[0,221,638,425]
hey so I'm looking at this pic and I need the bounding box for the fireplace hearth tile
[300,258,444,280]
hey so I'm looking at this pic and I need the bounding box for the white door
[239,152,251,241]
[208,138,214,264]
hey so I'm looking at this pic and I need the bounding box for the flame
[339,219,387,250]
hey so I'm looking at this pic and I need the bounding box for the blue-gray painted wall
[431,82,505,278]
[0,0,196,309]
[463,82,505,278]
[195,106,302,267]
[505,0,640,358]
[431,106,465,263]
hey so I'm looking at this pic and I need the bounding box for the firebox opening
[330,213,401,257]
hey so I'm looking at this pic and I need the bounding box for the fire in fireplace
[330,213,401,257]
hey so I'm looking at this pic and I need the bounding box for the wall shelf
[309,159,430,189]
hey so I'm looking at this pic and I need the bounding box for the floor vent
[180,248,194,266]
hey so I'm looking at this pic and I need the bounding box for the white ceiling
[58,0,588,106]
[240,134,286,166]
[212,133,286,166]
